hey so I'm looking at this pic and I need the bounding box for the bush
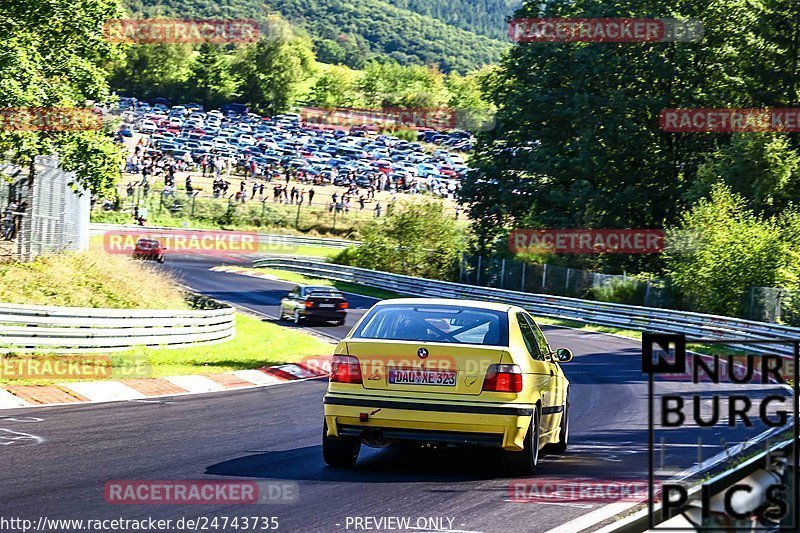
[664,185,800,317]
[332,199,465,280]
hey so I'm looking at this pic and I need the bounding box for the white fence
[3,156,91,262]
[252,258,800,356]
[0,299,235,354]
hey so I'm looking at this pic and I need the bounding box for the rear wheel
[322,421,360,467]
[504,405,540,475]
[545,399,569,454]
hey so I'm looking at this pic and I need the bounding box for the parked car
[132,238,165,263]
[279,285,348,325]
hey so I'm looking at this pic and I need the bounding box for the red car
[133,238,165,263]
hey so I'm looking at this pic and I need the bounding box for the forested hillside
[124,0,511,72]
[383,0,521,39]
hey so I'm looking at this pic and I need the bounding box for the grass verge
[0,250,187,309]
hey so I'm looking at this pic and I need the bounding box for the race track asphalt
[0,255,789,533]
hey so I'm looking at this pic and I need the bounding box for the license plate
[388,368,456,386]
[318,304,335,308]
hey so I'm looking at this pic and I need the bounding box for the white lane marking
[233,369,285,386]
[61,381,147,402]
[0,389,31,409]
[163,375,225,393]
[0,417,42,422]
[503,499,594,509]
[0,428,44,446]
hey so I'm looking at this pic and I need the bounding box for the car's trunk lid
[345,339,503,396]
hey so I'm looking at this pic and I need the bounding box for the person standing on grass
[185,176,193,194]
[259,183,265,199]
[308,188,314,206]
[299,189,305,205]
[374,202,382,218]
[359,195,365,210]
[252,182,259,200]
[3,201,18,240]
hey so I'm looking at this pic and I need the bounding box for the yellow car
[322,298,573,474]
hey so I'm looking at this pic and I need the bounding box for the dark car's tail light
[337,301,348,310]
[330,355,362,384]
[482,364,523,393]
[304,300,315,309]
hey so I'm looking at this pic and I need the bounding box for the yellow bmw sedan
[322,298,573,474]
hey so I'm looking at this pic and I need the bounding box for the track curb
[0,359,331,410]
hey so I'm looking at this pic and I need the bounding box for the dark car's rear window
[352,304,509,346]
[304,286,343,298]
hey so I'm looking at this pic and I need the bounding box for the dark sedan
[279,285,348,325]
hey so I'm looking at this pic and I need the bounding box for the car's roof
[372,298,513,312]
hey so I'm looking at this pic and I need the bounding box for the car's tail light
[482,364,523,393]
[330,355,362,384]
[304,300,315,309]
[337,301,348,310]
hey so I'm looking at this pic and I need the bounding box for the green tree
[108,43,195,102]
[0,0,124,196]
[688,134,800,216]
[664,185,800,316]
[233,16,316,115]
[461,0,770,275]
[308,66,356,108]
[185,44,239,108]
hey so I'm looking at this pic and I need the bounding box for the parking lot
[113,98,474,208]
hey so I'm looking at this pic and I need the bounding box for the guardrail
[251,258,800,357]
[0,296,235,353]
[89,223,361,249]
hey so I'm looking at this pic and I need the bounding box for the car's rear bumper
[323,394,533,451]
[302,310,346,320]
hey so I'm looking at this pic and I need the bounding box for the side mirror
[555,348,573,363]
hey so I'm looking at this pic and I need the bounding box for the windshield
[352,304,508,346]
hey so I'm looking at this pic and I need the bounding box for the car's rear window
[352,304,508,346]
[305,287,343,298]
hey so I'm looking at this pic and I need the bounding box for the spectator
[2,201,18,240]
[308,188,314,205]
[374,203,382,218]
[185,176,193,194]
